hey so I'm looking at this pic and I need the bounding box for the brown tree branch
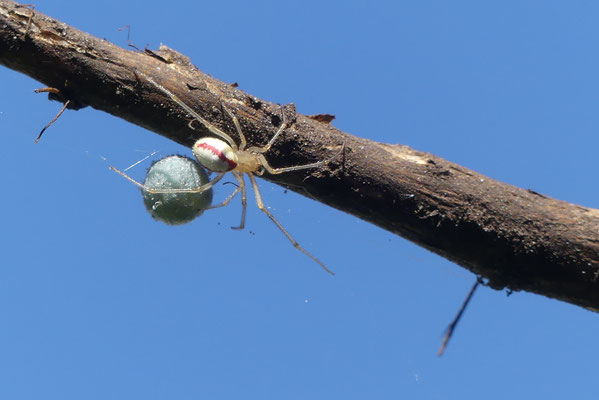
[2,0,599,311]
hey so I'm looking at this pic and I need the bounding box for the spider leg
[247,173,334,275]
[246,104,288,154]
[257,155,330,175]
[230,172,247,230]
[221,104,247,150]
[257,141,344,175]
[205,181,242,210]
[109,165,225,194]
[139,72,238,149]
[246,122,287,154]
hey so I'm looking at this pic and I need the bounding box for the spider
[110,72,343,275]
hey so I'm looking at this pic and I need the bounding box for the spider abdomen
[193,137,238,172]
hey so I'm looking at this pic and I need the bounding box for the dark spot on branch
[246,97,262,110]
[308,113,335,123]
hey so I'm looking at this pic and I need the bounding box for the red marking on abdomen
[197,142,237,171]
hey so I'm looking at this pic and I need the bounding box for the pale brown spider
[111,73,343,275]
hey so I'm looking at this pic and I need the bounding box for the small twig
[34,87,60,94]
[117,24,141,51]
[117,25,131,41]
[438,277,481,356]
[34,100,70,143]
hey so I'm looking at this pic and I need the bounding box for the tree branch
[2,0,599,311]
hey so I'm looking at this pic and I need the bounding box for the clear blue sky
[2,1,599,399]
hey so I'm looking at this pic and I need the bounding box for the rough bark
[2,0,599,311]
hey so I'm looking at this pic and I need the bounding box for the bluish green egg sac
[142,155,213,225]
